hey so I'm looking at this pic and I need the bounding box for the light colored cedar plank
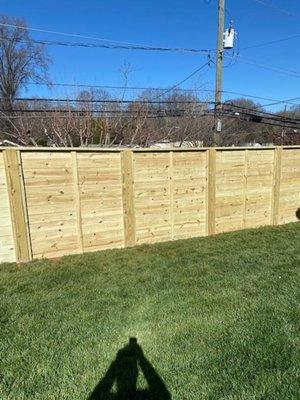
[242,149,249,229]
[0,154,15,262]
[169,151,174,240]
[121,150,136,247]
[71,152,84,253]
[207,149,216,235]
[3,149,32,262]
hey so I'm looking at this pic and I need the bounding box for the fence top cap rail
[0,145,299,152]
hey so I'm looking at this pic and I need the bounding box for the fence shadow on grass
[88,337,172,400]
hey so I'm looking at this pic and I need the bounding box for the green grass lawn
[1,223,300,400]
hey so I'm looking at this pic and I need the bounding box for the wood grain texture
[0,147,299,263]
[207,149,216,235]
[3,149,31,262]
[271,147,282,225]
[0,151,16,263]
[121,150,136,246]
[215,150,245,234]
[242,150,249,229]
[78,152,124,252]
[279,148,300,224]
[71,151,84,253]
[21,151,78,258]
[134,152,171,244]
[173,151,206,240]
[169,151,174,240]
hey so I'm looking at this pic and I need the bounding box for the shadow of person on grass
[88,337,171,400]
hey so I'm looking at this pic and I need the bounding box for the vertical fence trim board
[71,151,84,253]
[207,148,216,235]
[242,149,249,228]
[3,149,32,262]
[169,151,174,240]
[121,150,136,246]
[271,146,283,226]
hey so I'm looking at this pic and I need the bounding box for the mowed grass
[0,223,300,399]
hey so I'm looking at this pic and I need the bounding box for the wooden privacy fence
[0,146,299,263]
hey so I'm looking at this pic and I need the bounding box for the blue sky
[2,0,300,110]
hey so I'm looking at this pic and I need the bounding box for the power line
[222,90,300,106]
[19,60,212,112]
[224,54,300,78]
[225,108,300,125]
[223,102,300,122]
[0,112,212,120]
[250,0,300,19]
[240,33,300,50]
[259,96,300,108]
[0,23,212,54]
[0,22,166,47]
[220,111,300,129]
[11,97,214,105]
[25,80,300,106]
[145,60,212,100]
[4,100,300,124]
[0,36,212,54]
[29,80,216,93]
[3,108,299,129]
[6,95,300,115]
[1,109,207,115]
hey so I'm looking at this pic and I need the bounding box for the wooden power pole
[214,0,225,146]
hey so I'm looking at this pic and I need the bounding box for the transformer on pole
[214,0,235,144]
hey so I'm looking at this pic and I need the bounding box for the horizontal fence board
[0,146,299,263]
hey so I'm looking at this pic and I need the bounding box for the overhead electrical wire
[2,20,300,109]
[220,112,300,130]
[25,81,300,106]
[0,23,212,54]
[223,108,300,125]
[3,100,300,125]
[131,59,211,101]
[250,0,300,19]
[224,54,300,78]
[259,96,300,108]
[0,22,170,46]
[240,33,300,50]
[7,96,300,112]
[0,112,211,120]
[0,36,212,54]
[222,103,300,125]
[11,97,214,104]
[2,109,299,129]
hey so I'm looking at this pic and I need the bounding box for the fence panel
[279,148,300,224]
[77,152,124,252]
[21,151,78,259]
[173,151,207,240]
[0,146,299,264]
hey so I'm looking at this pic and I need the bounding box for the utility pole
[281,104,287,145]
[214,0,225,146]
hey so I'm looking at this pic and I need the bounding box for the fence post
[242,149,249,228]
[121,150,136,247]
[207,148,216,235]
[71,151,84,253]
[169,151,174,240]
[271,146,283,226]
[3,149,32,263]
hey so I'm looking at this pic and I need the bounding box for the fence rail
[0,146,299,263]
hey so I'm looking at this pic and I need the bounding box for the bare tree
[0,15,50,111]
